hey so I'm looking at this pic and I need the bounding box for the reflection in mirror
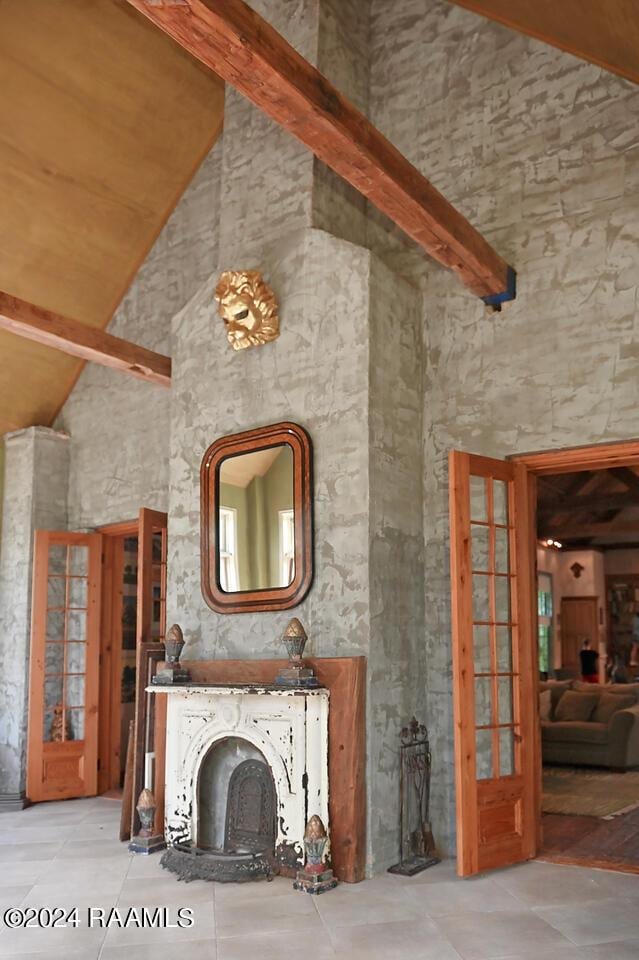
[218,444,294,593]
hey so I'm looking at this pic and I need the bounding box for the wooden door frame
[512,438,639,852]
[97,519,138,795]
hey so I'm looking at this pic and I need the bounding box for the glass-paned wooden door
[449,452,539,877]
[131,508,167,837]
[27,531,102,802]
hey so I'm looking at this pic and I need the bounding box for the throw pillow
[554,690,599,722]
[593,692,635,724]
[539,689,552,722]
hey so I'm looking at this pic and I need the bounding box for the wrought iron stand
[388,717,440,876]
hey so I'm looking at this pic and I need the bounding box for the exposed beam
[448,1,639,86]
[543,521,639,539]
[124,0,515,305]
[609,467,639,495]
[539,491,639,522]
[0,292,171,388]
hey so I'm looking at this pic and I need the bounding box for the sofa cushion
[542,720,609,745]
[539,689,552,721]
[554,690,599,722]
[594,692,635,724]
[539,680,573,716]
[573,680,639,703]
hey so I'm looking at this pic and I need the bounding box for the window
[279,509,295,587]
[219,508,239,592]
[537,572,553,675]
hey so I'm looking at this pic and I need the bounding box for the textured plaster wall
[57,143,222,529]
[167,228,371,662]
[367,256,424,867]
[168,229,424,871]
[370,0,639,851]
[0,428,69,796]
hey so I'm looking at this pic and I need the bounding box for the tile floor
[0,797,637,959]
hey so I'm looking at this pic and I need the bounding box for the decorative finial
[276,618,318,688]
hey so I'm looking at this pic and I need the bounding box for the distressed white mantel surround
[151,684,330,862]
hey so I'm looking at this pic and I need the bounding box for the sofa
[539,680,639,770]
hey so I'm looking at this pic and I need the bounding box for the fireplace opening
[198,737,276,855]
[160,735,278,883]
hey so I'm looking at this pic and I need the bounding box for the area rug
[542,765,639,818]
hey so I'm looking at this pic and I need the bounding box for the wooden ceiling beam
[124,0,515,305]
[0,292,171,388]
[539,491,639,522]
[609,467,639,495]
[542,521,639,540]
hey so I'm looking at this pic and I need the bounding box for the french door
[131,508,168,836]
[26,531,102,802]
[449,452,539,876]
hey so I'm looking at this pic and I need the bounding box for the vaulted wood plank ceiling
[0,0,224,436]
[448,0,639,85]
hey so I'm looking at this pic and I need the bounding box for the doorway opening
[98,518,168,799]
[518,443,639,874]
[98,520,139,797]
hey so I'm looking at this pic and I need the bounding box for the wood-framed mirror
[201,422,313,613]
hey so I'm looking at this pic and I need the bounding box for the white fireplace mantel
[149,683,330,867]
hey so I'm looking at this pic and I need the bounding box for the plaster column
[0,427,69,809]
[167,0,425,873]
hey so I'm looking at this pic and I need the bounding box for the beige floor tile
[0,920,106,957]
[100,902,215,948]
[217,929,335,960]
[216,890,322,939]
[314,886,427,926]
[33,857,130,897]
[433,909,571,959]
[0,884,33,909]
[126,853,168,879]
[492,861,610,907]
[580,942,639,959]
[403,876,523,916]
[101,939,216,960]
[213,875,292,903]
[534,897,639,946]
[3,949,102,960]
[55,838,128,860]
[117,875,216,907]
[585,868,639,900]
[0,860,48,887]
[19,888,119,911]
[328,918,462,960]
[0,842,63,862]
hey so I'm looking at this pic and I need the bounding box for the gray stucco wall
[0,428,69,797]
[56,143,222,529]
[369,0,639,851]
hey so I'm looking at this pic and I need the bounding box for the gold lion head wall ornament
[215,270,280,351]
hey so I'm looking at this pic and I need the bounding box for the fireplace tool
[388,717,440,876]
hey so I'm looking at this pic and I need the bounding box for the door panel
[560,597,598,677]
[27,531,102,802]
[131,508,167,837]
[449,452,538,876]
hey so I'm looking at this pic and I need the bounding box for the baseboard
[0,792,30,812]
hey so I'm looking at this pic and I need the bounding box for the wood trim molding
[513,439,639,475]
[153,656,367,882]
[0,291,171,387]
[98,520,139,537]
[124,0,515,304]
